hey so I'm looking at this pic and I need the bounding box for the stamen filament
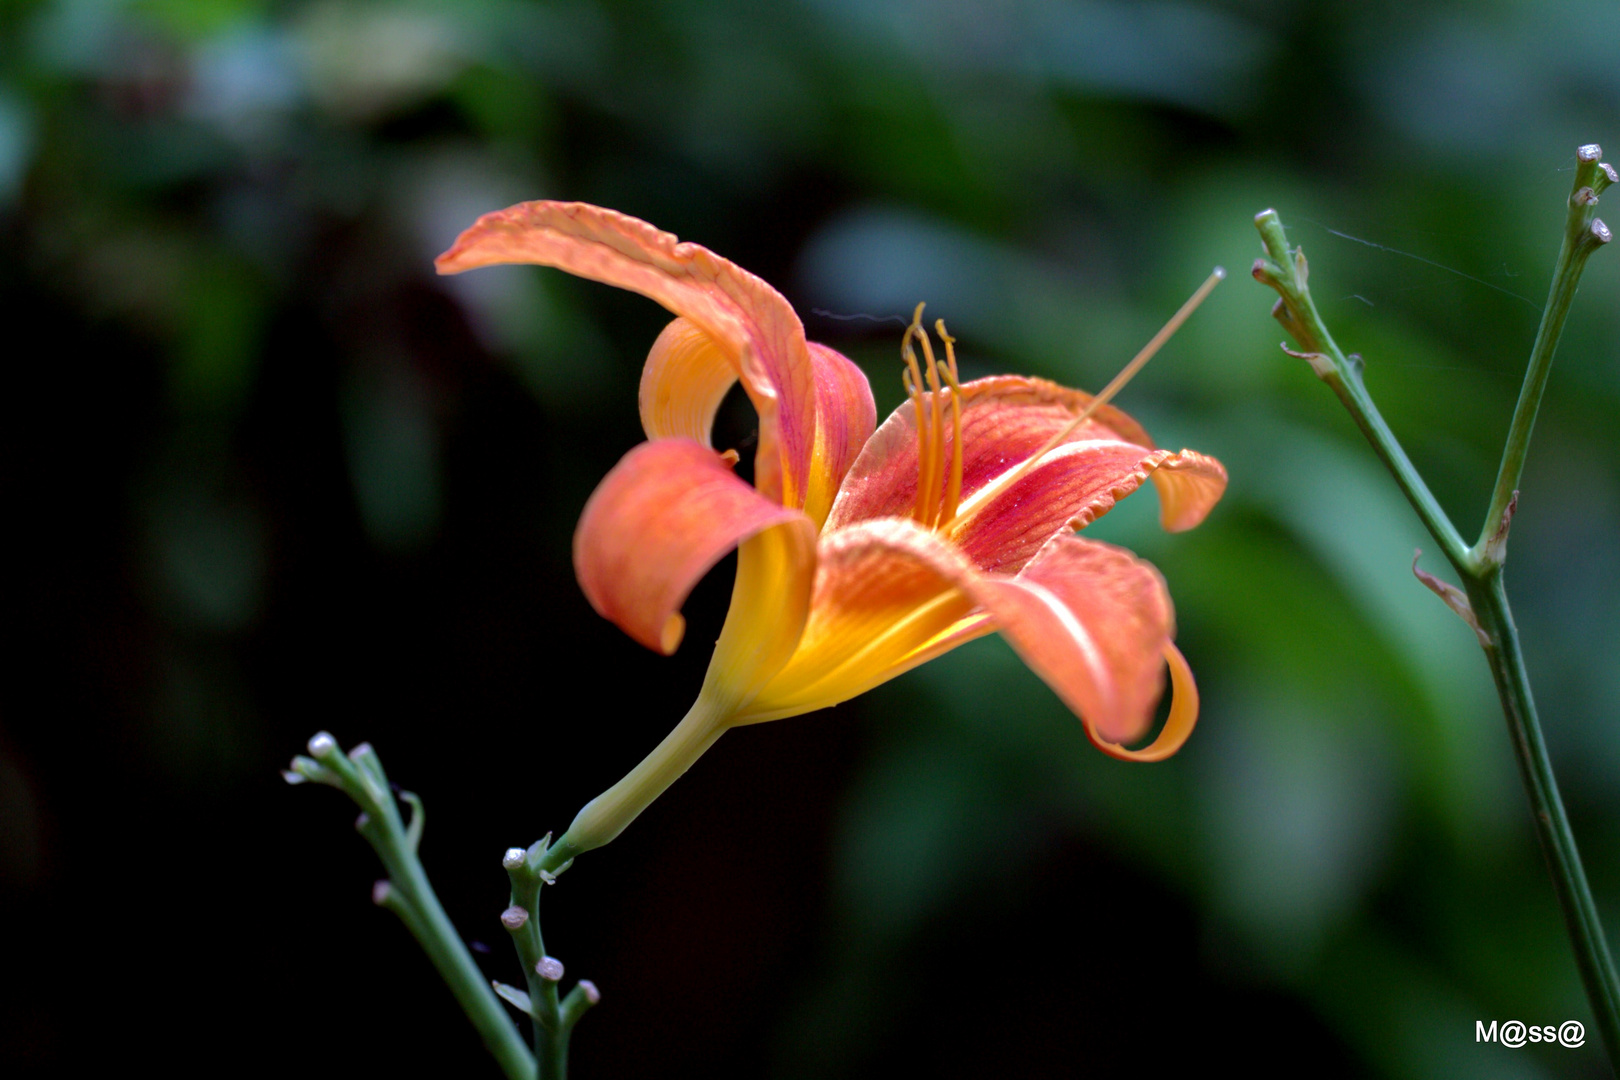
[934,320,964,529]
[949,267,1225,533]
[902,304,933,525]
[917,323,945,528]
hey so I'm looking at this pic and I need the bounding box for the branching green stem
[503,839,598,1079]
[288,738,598,1080]
[286,736,535,1080]
[1251,213,1472,576]
[1476,145,1616,567]
[1252,168,1620,1069]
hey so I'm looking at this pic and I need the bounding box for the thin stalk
[1477,145,1615,563]
[1465,570,1620,1056]
[1251,211,1470,573]
[287,737,535,1080]
[504,837,601,1080]
[1252,191,1620,1069]
[505,849,565,1079]
[370,827,535,1080]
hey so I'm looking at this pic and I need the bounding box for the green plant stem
[368,825,535,1080]
[287,739,535,1080]
[1252,194,1620,1068]
[506,851,567,1079]
[1477,146,1615,561]
[1251,217,1471,574]
[1464,570,1620,1056]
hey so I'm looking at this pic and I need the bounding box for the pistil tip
[1212,266,1227,280]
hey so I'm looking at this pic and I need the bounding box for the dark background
[5,0,1620,1076]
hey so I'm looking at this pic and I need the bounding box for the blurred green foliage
[6,1,1620,1077]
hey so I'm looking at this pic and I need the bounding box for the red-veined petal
[636,325,876,530]
[573,439,814,654]
[972,534,1177,745]
[739,522,1192,756]
[437,201,815,506]
[826,375,1157,529]
[951,441,1229,574]
[802,342,877,528]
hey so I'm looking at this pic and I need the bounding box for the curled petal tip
[659,614,686,655]
[574,439,812,654]
[1088,643,1199,762]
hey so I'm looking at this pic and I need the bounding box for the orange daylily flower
[436,202,1227,856]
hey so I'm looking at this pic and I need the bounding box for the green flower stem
[1477,145,1615,565]
[503,840,598,1080]
[287,736,535,1080]
[1464,569,1620,1056]
[1251,210,1472,574]
[552,691,733,857]
[1251,188,1620,1067]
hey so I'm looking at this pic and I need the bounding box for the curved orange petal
[573,438,814,654]
[436,201,815,507]
[737,518,981,723]
[639,317,738,447]
[1085,643,1199,762]
[802,342,877,528]
[951,441,1229,574]
[1149,449,1227,532]
[972,534,1176,745]
[825,375,1157,529]
[639,321,874,528]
